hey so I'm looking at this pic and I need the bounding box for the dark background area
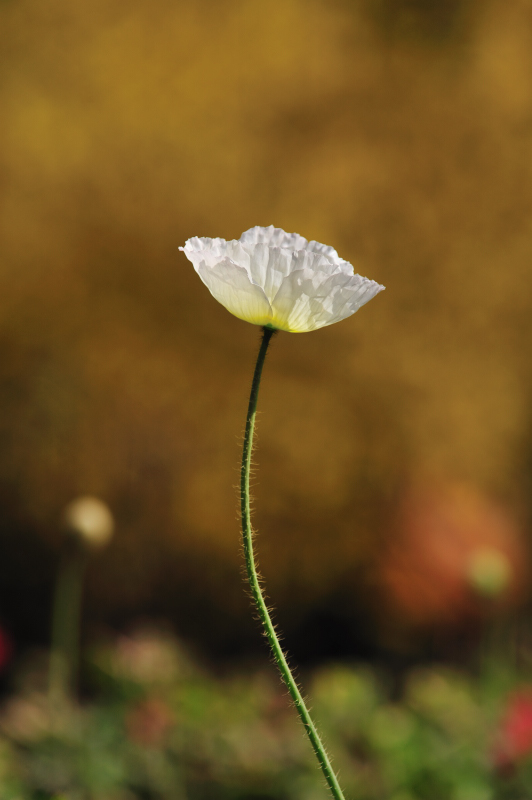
[1,0,532,671]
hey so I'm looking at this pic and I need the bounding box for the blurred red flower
[494,690,532,770]
[0,626,13,672]
[377,481,528,627]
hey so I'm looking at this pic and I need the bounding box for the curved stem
[240,326,346,800]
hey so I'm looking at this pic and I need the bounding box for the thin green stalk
[240,326,346,800]
[48,542,86,706]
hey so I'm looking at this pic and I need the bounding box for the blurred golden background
[1,0,532,665]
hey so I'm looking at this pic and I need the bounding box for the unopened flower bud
[63,496,114,549]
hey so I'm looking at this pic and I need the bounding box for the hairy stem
[240,326,346,800]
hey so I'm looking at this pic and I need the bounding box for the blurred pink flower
[125,697,174,747]
[0,693,50,741]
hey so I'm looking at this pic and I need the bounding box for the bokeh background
[2,0,532,673]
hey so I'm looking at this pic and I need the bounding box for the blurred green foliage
[1,626,532,799]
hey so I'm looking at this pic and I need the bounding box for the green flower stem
[48,541,86,706]
[240,326,346,800]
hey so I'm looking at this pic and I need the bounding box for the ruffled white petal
[240,245,341,300]
[195,258,273,327]
[240,225,310,251]
[180,227,384,332]
[240,226,343,265]
[312,272,384,329]
[270,269,384,332]
[242,243,292,298]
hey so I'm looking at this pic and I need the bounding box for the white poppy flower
[180,225,384,333]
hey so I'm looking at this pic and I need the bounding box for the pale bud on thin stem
[48,497,114,708]
[63,496,114,549]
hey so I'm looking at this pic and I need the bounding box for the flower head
[180,225,384,332]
